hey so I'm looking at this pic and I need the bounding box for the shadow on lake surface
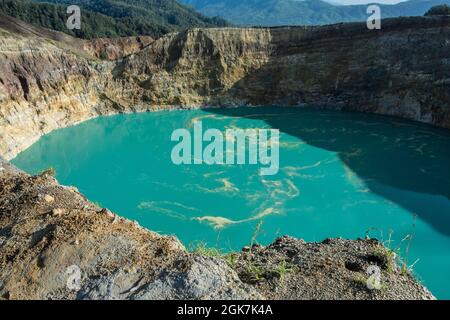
[205,107,450,237]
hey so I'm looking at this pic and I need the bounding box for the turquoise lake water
[12,107,450,299]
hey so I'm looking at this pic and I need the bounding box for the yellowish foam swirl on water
[283,166,323,179]
[193,207,276,230]
[137,201,196,220]
[193,216,236,229]
[187,114,227,128]
[342,199,378,210]
[193,177,239,195]
[240,113,297,119]
[193,176,300,230]
[279,141,304,150]
[282,160,326,175]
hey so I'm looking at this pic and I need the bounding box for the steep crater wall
[119,16,450,127]
[0,16,449,160]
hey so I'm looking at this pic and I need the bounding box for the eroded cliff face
[0,30,110,160]
[1,15,449,160]
[119,17,450,126]
[0,14,158,160]
[83,36,154,60]
[0,14,144,160]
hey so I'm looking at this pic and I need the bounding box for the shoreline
[1,14,449,300]
[0,160,436,299]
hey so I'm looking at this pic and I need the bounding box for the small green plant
[249,220,264,253]
[99,51,109,60]
[366,218,419,276]
[272,260,298,279]
[400,264,409,276]
[372,246,396,274]
[244,263,266,283]
[92,201,103,208]
[354,274,368,287]
[398,234,412,273]
[191,241,222,258]
[191,243,242,270]
[241,260,298,283]
[223,253,238,268]
[39,167,56,177]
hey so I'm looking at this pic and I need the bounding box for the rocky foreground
[0,14,447,299]
[0,159,434,300]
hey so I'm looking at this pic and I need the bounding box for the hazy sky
[325,0,409,5]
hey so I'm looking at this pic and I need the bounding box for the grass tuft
[39,167,56,177]
[191,241,222,258]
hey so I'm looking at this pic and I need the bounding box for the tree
[425,4,450,16]
[0,0,229,39]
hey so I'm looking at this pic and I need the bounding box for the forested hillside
[0,0,228,39]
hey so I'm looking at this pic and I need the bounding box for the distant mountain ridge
[0,0,228,39]
[180,0,450,26]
